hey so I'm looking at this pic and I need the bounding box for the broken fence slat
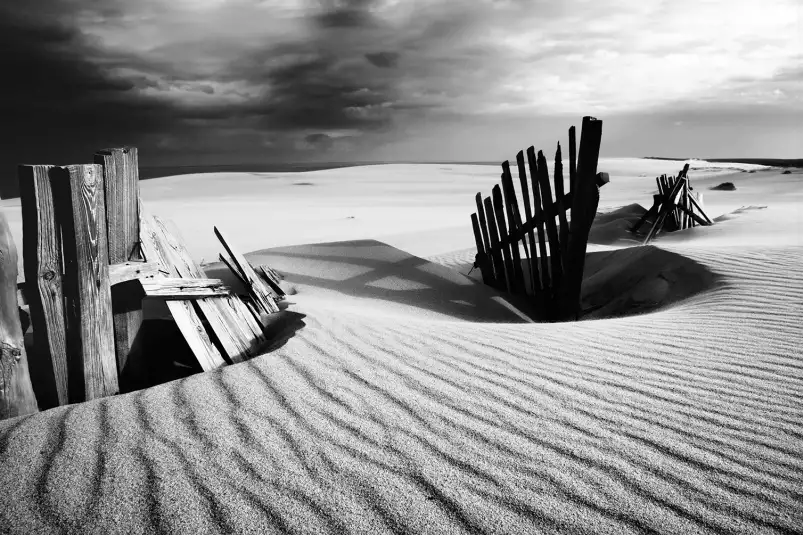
[214,226,280,315]
[109,261,161,286]
[491,185,517,293]
[18,164,69,407]
[139,213,226,371]
[525,147,551,294]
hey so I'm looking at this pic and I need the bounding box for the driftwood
[18,165,69,406]
[0,212,39,419]
[140,277,231,299]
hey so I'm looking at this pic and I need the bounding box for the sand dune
[1,160,801,534]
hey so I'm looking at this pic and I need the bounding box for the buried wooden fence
[630,163,713,244]
[471,116,608,321]
[1,148,283,419]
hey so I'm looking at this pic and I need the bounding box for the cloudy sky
[0,0,800,182]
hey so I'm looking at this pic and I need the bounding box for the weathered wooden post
[0,212,39,419]
[562,116,604,320]
[52,164,119,401]
[95,148,144,380]
[18,165,70,407]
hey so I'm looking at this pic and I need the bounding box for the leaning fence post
[18,165,69,407]
[0,212,39,419]
[52,164,119,401]
[562,116,603,320]
[95,147,144,380]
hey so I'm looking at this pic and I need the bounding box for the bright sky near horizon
[0,0,800,179]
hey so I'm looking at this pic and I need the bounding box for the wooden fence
[630,163,713,244]
[471,116,608,321]
[1,147,282,419]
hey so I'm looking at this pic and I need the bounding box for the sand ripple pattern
[1,246,801,534]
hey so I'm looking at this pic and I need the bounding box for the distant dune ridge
[0,159,801,533]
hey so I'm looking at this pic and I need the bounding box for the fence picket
[525,147,551,293]
[474,193,494,280]
[536,150,563,315]
[471,213,493,286]
[500,164,526,293]
[553,143,570,258]
[514,152,540,297]
[483,196,508,292]
[492,185,517,292]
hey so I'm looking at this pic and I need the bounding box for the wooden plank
[470,214,493,286]
[568,125,577,197]
[0,212,39,419]
[141,278,231,299]
[52,164,118,401]
[525,147,551,292]
[483,196,508,292]
[17,164,69,407]
[151,216,263,363]
[676,204,709,227]
[95,147,143,378]
[630,194,662,234]
[562,116,604,320]
[139,213,226,371]
[109,261,161,286]
[553,143,570,257]
[514,152,540,297]
[536,149,563,312]
[500,164,526,292]
[474,193,495,282]
[688,193,713,225]
[214,226,280,315]
[491,186,516,292]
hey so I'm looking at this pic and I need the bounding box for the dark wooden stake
[568,126,578,197]
[514,152,540,297]
[492,185,516,292]
[52,165,118,401]
[525,147,551,293]
[483,196,508,292]
[562,116,604,320]
[475,193,495,282]
[536,149,563,315]
[0,212,39,419]
[18,165,69,407]
[471,213,493,286]
[553,143,570,258]
[500,164,526,293]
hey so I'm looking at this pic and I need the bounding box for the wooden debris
[109,261,161,286]
[257,265,286,298]
[214,226,280,317]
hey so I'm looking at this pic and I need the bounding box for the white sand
[0,159,801,534]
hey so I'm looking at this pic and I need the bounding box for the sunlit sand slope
[1,239,800,534]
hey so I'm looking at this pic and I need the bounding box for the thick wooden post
[562,116,603,320]
[52,165,118,401]
[95,148,143,378]
[18,165,69,407]
[0,212,39,419]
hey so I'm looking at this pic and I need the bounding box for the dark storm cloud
[365,51,399,68]
[314,0,378,28]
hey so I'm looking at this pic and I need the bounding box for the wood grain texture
[52,164,118,401]
[95,147,143,376]
[140,277,230,298]
[0,212,39,419]
[153,217,264,363]
[483,196,508,292]
[109,261,161,286]
[139,213,225,371]
[18,164,69,406]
